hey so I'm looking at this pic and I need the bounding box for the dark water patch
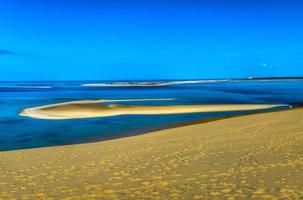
[0,88,51,92]
[17,133,31,138]
[254,97,303,105]
[39,132,60,138]
[0,119,24,124]
[16,137,33,143]
[219,89,276,95]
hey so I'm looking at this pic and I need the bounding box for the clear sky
[1,0,303,81]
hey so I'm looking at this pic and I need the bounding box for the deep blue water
[0,80,302,151]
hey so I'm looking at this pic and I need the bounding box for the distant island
[81,77,303,87]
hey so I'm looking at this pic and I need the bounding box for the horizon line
[0,76,303,82]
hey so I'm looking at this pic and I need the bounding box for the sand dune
[1,108,303,199]
[19,98,288,119]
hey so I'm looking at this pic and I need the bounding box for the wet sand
[19,98,286,119]
[1,108,303,199]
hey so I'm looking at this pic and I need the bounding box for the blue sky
[1,0,303,80]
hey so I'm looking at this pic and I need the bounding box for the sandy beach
[1,108,303,199]
[19,99,287,119]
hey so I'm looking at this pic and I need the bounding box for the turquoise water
[0,80,302,151]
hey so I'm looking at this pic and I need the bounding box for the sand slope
[1,109,303,199]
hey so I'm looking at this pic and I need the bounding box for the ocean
[0,79,302,151]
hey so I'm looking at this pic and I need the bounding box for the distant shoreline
[1,76,303,83]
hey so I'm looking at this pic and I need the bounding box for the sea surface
[0,79,302,151]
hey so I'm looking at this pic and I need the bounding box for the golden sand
[1,108,303,199]
[19,98,286,119]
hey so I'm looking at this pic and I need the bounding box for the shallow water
[0,80,302,151]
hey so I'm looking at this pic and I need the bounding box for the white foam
[81,80,230,87]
